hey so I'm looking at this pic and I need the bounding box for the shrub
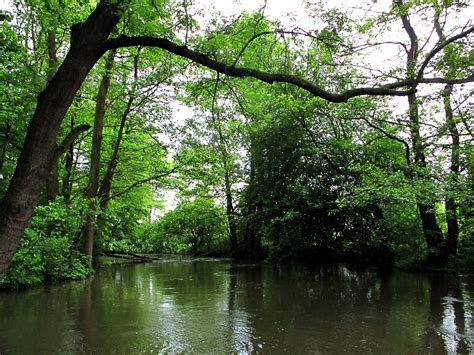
[0,198,91,289]
[139,198,228,255]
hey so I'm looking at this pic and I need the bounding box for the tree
[0,0,472,275]
[393,0,473,264]
[0,1,124,275]
[152,197,227,254]
[82,50,115,263]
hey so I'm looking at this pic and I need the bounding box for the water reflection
[226,262,255,353]
[0,260,473,354]
[426,274,474,354]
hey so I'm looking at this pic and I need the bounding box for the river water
[0,259,473,354]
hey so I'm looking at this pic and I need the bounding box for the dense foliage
[0,0,472,287]
[136,198,228,254]
[0,198,91,287]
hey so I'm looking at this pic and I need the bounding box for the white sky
[0,0,9,11]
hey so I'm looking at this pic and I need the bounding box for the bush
[0,229,92,289]
[42,236,91,281]
[139,198,228,255]
[0,198,91,289]
[0,229,46,288]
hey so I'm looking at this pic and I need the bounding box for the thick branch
[102,36,414,103]
[381,74,474,88]
[55,124,91,159]
[416,25,474,83]
[395,0,418,69]
[416,75,474,85]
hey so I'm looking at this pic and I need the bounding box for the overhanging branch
[415,25,474,83]
[102,35,473,102]
[55,124,92,159]
[102,36,416,103]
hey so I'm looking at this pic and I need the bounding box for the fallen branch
[102,250,161,262]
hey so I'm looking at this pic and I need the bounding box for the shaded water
[0,259,473,354]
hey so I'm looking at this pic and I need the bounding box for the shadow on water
[0,260,473,354]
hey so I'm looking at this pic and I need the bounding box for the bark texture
[434,12,460,257]
[83,50,115,263]
[396,0,445,264]
[443,84,460,256]
[0,1,124,276]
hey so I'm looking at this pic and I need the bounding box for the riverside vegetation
[0,0,473,288]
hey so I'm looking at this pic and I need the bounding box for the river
[0,259,473,354]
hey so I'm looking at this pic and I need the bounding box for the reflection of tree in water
[76,277,93,353]
[225,264,387,353]
[225,261,260,353]
[0,281,89,353]
[224,264,443,354]
[1,262,474,353]
[426,274,474,354]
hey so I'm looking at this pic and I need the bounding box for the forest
[0,0,472,288]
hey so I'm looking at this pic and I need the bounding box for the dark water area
[0,259,473,354]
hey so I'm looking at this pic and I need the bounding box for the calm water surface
[0,259,473,354]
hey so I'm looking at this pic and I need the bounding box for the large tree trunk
[216,130,238,255]
[396,0,445,264]
[46,124,92,202]
[465,147,474,237]
[91,84,129,256]
[442,84,460,257]
[98,88,131,210]
[92,54,139,255]
[433,13,460,258]
[409,91,445,264]
[45,28,59,202]
[224,170,238,255]
[211,75,238,256]
[83,50,115,264]
[98,50,141,212]
[46,30,57,83]
[0,2,124,276]
[0,138,6,173]
[62,116,76,202]
[242,200,263,259]
[242,150,262,259]
[46,159,60,201]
